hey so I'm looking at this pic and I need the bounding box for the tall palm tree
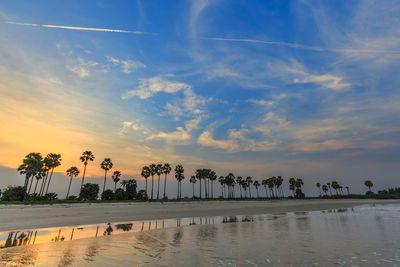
[156,164,163,200]
[345,186,350,195]
[331,181,340,195]
[66,167,80,200]
[246,176,252,198]
[18,152,43,197]
[209,170,217,199]
[174,165,184,200]
[327,182,332,196]
[100,158,113,195]
[218,175,225,198]
[236,176,243,198]
[253,181,260,198]
[162,163,171,199]
[39,158,51,196]
[112,170,121,192]
[79,151,95,197]
[364,180,373,192]
[189,175,197,198]
[322,184,328,196]
[316,182,322,197]
[225,173,236,198]
[33,166,46,194]
[196,169,203,199]
[141,166,151,197]
[149,164,157,200]
[44,153,62,195]
[262,179,269,198]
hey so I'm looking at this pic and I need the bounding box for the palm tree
[100,158,113,195]
[322,184,328,196]
[288,177,296,197]
[141,166,150,196]
[236,176,243,198]
[345,186,350,195]
[316,182,322,197]
[39,158,51,196]
[364,180,374,192]
[174,165,185,199]
[246,176,252,198]
[218,175,225,198]
[225,173,236,198]
[112,170,121,192]
[327,182,332,196]
[162,163,171,199]
[331,181,340,196]
[253,181,260,198]
[79,151,95,197]
[189,175,197,198]
[18,152,43,197]
[262,179,269,198]
[156,164,163,200]
[149,164,157,200]
[44,153,62,195]
[196,169,203,199]
[209,170,217,198]
[66,167,79,200]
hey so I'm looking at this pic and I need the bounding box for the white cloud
[197,130,239,152]
[248,99,276,108]
[107,56,146,74]
[67,57,98,78]
[207,66,240,79]
[294,74,351,91]
[147,117,201,144]
[122,77,191,100]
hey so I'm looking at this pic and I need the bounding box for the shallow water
[1,204,400,266]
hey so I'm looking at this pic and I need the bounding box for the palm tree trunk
[211,181,214,198]
[102,170,107,195]
[249,187,252,198]
[192,183,195,198]
[177,182,180,200]
[204,180,207,199]
[66,176,73,200]
[80,164,87,198]
[151,175,154,200]
[318,188,322,197]
[221,185,223,198]
[114,182,117,193]
[45,168,54,195]
[199,179,202,199]
[163,174,167,199]
[264,186,268,198]
[40,171,49,196]
[33,178,39,194]
[157,175,160,200]
[28,176,34,195]
[145,179,148,197]
[256,188,259,198]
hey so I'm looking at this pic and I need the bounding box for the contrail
[201,37,400,54]
[6,21,159,35]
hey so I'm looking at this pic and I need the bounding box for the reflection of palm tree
[115,223,133,232]
[79,151,95,197]
[100,158,113,195]
[103,223,114,236]
[66,166,80,200]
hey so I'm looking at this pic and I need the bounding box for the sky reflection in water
[0,204,400,266]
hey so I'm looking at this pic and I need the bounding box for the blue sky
[0,0,399,197]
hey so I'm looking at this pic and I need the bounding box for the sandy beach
[0,199,399,232]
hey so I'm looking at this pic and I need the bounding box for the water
[1,204,400,266]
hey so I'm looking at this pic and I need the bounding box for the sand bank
[0,199,399,231]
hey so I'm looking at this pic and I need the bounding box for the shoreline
[0,199,399,232]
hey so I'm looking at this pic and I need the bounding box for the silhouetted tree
[100,158,113,195]
[112,170,121,192]
[66,167,79,200]
[79,151,95,197]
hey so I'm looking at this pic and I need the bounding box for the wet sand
[0,199,399,231]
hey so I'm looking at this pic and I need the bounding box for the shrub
[101,189,114,200]
[43,192,58,201]
[136,189,148,200]
[115,188,127,200]
[79,183,99,201]
[125,179,137,200]
[68,195,77,201]
[1,186,25,201]
[366,191,374,195]
[28,193,43,201]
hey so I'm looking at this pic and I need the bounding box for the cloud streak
[201,37,400,54]
[7,21,159,35]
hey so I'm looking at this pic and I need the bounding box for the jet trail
[6,21,159,35]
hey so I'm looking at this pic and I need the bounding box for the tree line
[0,151,382,202]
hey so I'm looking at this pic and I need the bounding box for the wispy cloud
[294,74,351,91]
[106,56,146,74]
[6,21,159,35]
[201,37,400,54]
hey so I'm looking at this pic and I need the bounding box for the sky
[0,0,399,198]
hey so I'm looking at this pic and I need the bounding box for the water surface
[0,204,399,266]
